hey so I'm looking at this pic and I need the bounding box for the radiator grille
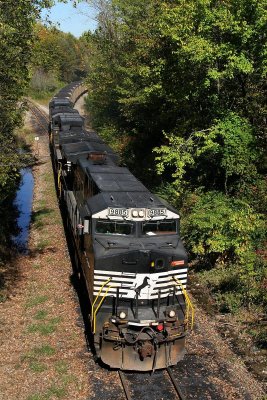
[93,268,187,300]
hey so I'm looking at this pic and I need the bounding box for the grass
[25,295,48,309]
[247,326,267,349]
[28,87,61,104]
[27,384,66,400]
[37,199,48,208]
[61,373,77,386]
[33,262,41,269]
[56,298,65,305]
[43,171,54,184]
[29,361,47,373]
[27,394,44,400]
[21,344,56,365]
[15,127,36,147]
[45,256,53,264]
[46,385,66,398]
[28,317,61,335]
[33,219,45,230]
[55,360,68,375]
[49,215,62,226]
[32,208,54,230]
[35,238,51,252]
[33,344,56,357]
[34,309,49,320]
[0,293,7,302]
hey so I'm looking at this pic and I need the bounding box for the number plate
[108,208,129,217]
[148,208,167,217]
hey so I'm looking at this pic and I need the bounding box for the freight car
[49,82,193,371]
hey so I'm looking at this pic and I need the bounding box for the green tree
[82,0,267,313]
[0,0,58,264]
[0,1,52,201]
[154,113,259,194]
[30,24,89,95]
[84,0,267,170]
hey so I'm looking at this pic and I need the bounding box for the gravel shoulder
[177,303,266,399]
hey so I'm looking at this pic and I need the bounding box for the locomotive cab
[85,191,191,370]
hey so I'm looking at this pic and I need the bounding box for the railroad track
[26,98,49,134]
[166,367,186,399]
[118,367,186,400]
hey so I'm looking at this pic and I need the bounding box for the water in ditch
[11,167,34,253]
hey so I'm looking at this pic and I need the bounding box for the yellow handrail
[57,163,62,196]
[172,277,194,330]
[49,131,53,144]
[91,277,112,334]
[92,285,112,333]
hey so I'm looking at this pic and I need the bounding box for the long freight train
[49,82,194,371]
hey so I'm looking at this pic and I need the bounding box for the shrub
[182,191,266,268]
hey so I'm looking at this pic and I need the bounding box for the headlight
[132,209,145,217]
[168,310,176,318]
[119,311,127,319]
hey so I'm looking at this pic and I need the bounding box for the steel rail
[26,99,49,134]
[118,371,132,400]
[26,98,49,120]
[28,105,48,126]
[166,367,186,400]
[118,368,185,400]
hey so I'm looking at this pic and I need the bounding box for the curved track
[26,99,49,133]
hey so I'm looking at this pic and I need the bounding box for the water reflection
[12,168,34,253]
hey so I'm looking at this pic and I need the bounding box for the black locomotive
[49,82,193,371]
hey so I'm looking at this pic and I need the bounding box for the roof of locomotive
[86,190,174,215]
[56,129,107,147]
[58,130,91,143]
[52,113,85,127]
[58,128,105,143]
[77,160,179,214]
[77,158,147,192]
[50,107,78,118]
[49,98,73,110]
[61,141,119,164]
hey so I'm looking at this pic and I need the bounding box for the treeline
[0,0,89,262]
[0,0,42,204]
[0,0,46,259]
[0,0,89,205]
[30,24,90,97]
[84,0,266,317]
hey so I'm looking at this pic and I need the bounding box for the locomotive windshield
[142,219,177,235]
[95,220,135,236]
